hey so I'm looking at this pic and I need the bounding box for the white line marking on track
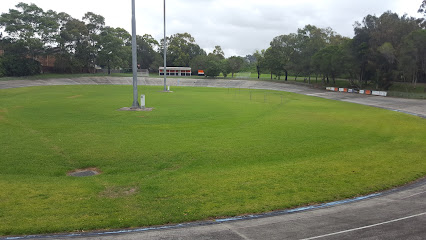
[400,190,426,199]
[300,212,426,240]
[228,227,251,240]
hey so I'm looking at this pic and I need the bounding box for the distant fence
[236,72,251,79]
[96,69,123,74]
[137,69,149,77]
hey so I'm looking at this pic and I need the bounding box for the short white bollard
[140,94,145,108]
[167,86,170,91]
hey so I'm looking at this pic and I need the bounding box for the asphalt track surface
[1,77,425,240]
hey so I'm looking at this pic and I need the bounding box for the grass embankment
[0,85,425,235]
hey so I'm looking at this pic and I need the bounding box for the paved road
[1,77,425,240]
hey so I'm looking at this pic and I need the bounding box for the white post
[140,94,145,108]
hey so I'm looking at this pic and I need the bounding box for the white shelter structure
[159,67,191,76]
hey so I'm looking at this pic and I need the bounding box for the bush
[53,53,84,74]
[205,59,222,77]
[0,56,5,77]
[2,55,41,76]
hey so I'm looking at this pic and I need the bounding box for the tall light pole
[163,0,167,91]
[131,0,140,108]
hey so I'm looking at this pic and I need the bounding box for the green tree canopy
[96,27,131,74]
[160,32,206,67]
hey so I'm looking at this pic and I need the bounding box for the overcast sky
[0,0,423,57]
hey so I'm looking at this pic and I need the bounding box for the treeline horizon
[1,1,425,90]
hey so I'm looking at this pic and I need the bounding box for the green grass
[0,85,425,236]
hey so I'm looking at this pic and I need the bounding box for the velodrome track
[1,77,425,240]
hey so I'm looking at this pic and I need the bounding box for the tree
[212,45,225,59]
[419,0,426,14]
[418,0,426,26]
[160,32,206,67]
[352,11,421,89]
[0,2,58,58]
[338,39,362,87]
[264,47,279,79]
[204,54,222,77]
[96,27,131,74]
[1,54,41,76]
[253,49,265,79]
[55,18,90,73]
[312,45,344,84]
[83,12,105,73]
[0,55,4,77]
[190,54,208,75]
[0,38,41,76]
[295,25,327,80]
[263,34,299,80]
[221,58,231,77]
[244,54,256,65]
[398,30,426,87]
[227,56,244,78]
[136,34,160,71]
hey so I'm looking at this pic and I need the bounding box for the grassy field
[0,85,425,236]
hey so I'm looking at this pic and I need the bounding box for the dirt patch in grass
[67,168,102,177]
[67,95,83,99]
[99,186,139,199]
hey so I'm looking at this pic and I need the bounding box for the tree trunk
[271,72,273,80]
[257,66,260,79]
[285,70,288,81]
